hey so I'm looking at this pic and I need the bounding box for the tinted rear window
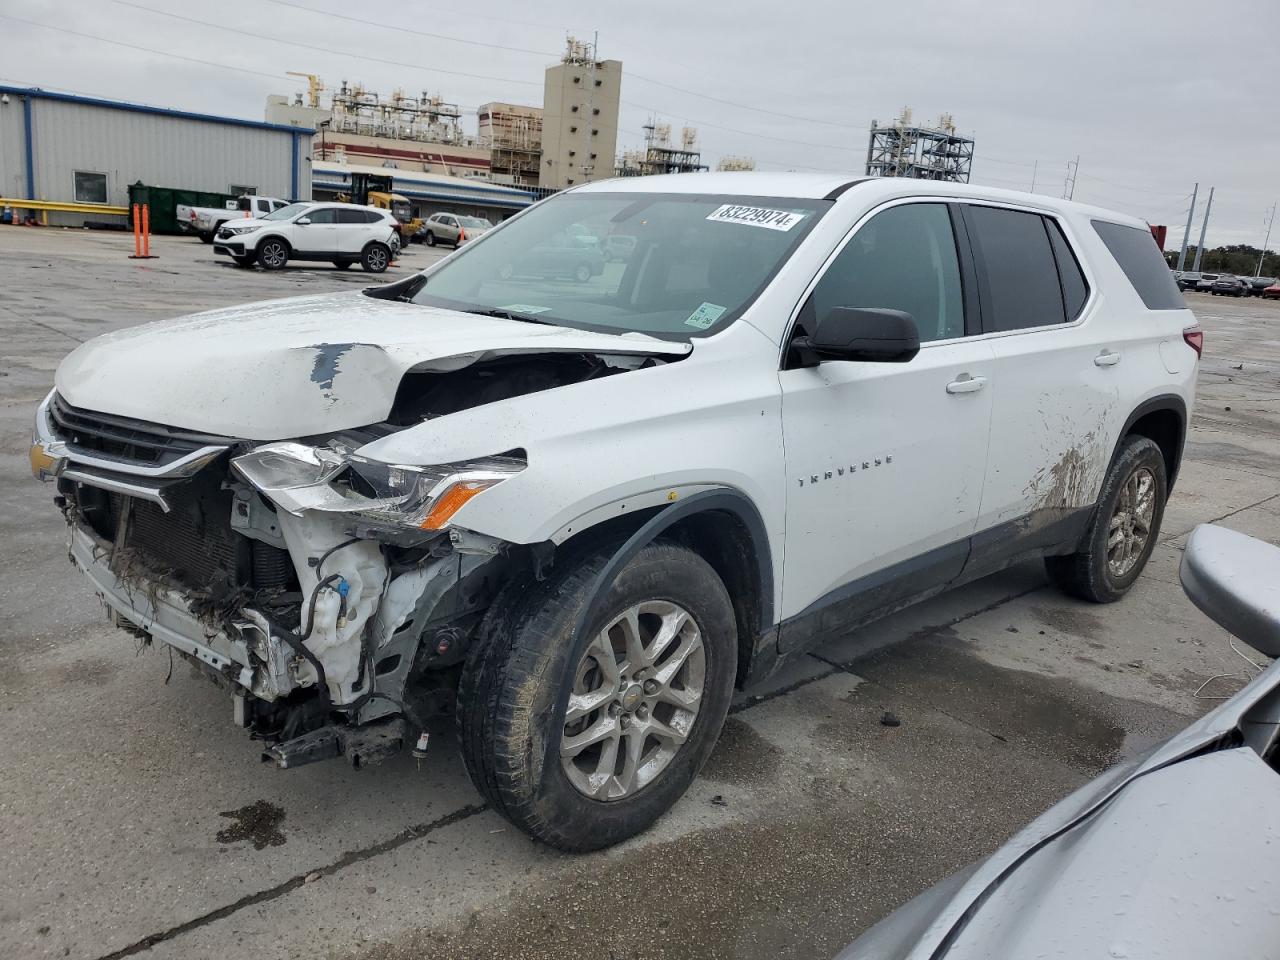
[964,205,1067,331]
[1091,220,1185,310]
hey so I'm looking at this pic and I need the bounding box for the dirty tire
[458,540,736,852]
[1045,435,1167,603]
[258,238,289,270]
[361,242,390,273]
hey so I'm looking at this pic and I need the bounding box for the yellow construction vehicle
[337,173,423,243]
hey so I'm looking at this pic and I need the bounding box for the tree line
[1164,244,1279,277]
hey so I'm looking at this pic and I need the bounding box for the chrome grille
[49,393,229,470]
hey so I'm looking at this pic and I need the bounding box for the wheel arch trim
[1117,393,1187,490]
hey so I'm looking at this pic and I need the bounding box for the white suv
[33,174,1199,851]
[213,201,398,272]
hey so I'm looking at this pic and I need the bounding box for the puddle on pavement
[845,626,1182,773]
[216,800,286,850]
[700,717,782,785]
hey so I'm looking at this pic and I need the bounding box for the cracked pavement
[1,229,1277,960]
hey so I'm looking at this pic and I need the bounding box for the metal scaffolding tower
[864,109,974,183]
[616,121,708,177]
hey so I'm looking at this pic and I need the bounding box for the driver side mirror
[1180,524,1280,659]
[793,307,920,366]
[296,216,312,225]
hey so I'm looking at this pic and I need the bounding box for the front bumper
[213,241,246,256]
[69,522,296,701]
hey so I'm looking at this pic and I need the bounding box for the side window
[809,203,964,343]
[1046,220,1089,320]
[1091,220,1185,310]
[964,205,1066,331]
[364,210,383,224]
[336,208,366,225]
[73,171,108,204]
[306,208,337,224]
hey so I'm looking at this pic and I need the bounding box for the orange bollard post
[129,202,157,259]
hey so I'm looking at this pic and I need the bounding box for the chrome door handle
[1094,350,1121,367]
[946,374,988,394]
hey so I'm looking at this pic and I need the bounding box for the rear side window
[1091,220,1185,310]
[964,205,1066,331]
[1046,220,1089,320]
[809,203,964,343]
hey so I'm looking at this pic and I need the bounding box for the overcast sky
[3,0,1274,249]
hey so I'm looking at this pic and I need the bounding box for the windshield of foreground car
[262,202,310,221]
[411,192,830,339]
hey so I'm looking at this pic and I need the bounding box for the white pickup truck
[176,195,290,243]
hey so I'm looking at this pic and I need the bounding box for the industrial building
[0,84,311,227]
[616,121,708,177]
[266,78,491,178]
[479,102,544,186]
[864,109,973,183]
[311,160,533,223]
[540,38,622,190]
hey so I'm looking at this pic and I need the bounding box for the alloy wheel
[560,600,705,801]
[1107,466,1155,578]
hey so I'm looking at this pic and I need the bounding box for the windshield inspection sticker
[499,303,552,314]
[685,302,728,329]
[705,204,806,231]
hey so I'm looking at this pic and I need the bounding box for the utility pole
[1177,182,1198,272]
[1062,155,1079,200]
[1192,186,1214,272]
[1256,202,1277,277]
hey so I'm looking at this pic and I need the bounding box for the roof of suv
[571,172,1151,230]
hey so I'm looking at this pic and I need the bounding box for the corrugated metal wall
[0,91,311,226]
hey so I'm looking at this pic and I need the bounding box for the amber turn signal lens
[420,480,495,530]
[29,442,62,481]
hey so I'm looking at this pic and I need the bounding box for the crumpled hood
[54,291,689,440]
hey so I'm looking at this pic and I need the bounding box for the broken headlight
[231,442,524,531]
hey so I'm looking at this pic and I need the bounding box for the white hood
[54,291,690,440]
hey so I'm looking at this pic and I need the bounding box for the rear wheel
[458,540,736,851]
[1046,435,1167,603]
[258,238,289,270]
[361,242,390,273]
[198,231,214,244]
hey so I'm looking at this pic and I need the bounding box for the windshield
[411,192,829,338]
[391,200,412,221]
[459,216,492,228]
[263,202,309,221]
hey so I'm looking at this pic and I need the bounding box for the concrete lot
[1,227,1277,960]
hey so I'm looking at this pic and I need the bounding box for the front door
[778,201,994,650]
[293,207,338,254]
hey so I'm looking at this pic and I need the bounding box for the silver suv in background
[417,213,494,248]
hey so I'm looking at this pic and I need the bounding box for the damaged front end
[31,388,526,770]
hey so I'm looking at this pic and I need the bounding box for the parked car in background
[1210,275,1248,296]
[212,201,398,272]
[33,174,1199,851]
[1176,271,1201,291]
[837,524,1280,960]
[1245,276,1277,296]
[177,195,289,243]
[1195,272,1221,291]
[1264,282,1280,300]
[417,213,494,247]
[604,234,638,261]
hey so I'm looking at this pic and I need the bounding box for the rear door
[777,200,994,649]
[336,208,374,253]
[962,204,1125,572]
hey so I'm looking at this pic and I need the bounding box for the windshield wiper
[463,307,558,326]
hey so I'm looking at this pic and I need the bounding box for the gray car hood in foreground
[839,658,1280,960]
[54,291,689,440]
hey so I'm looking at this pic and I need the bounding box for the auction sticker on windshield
[706,204,806,231]
[685,302,728,329]
[500,304,552,314]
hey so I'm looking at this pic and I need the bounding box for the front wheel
[425,232,437,247]
[1045,435,1167,603]
[361,242,390,273]
[574,263,592,283]
[258,238,289,270]
[458,540,737,851]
